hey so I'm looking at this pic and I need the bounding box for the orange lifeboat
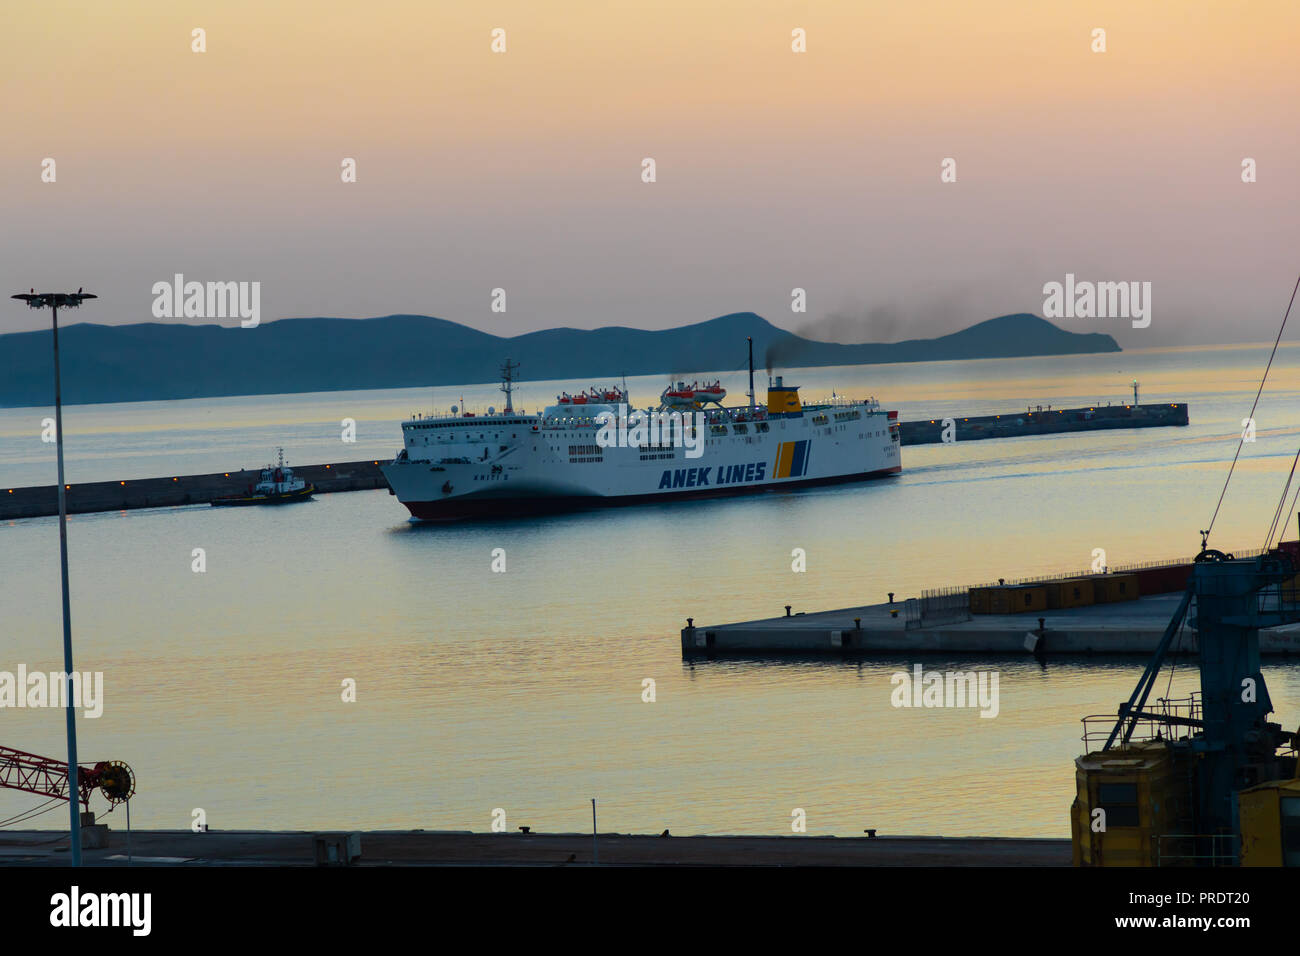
[693,381,726,404]
[661,381,696,408]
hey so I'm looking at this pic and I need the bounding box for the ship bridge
[399,411,538,462]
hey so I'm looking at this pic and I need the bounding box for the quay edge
[682,591,1300,657]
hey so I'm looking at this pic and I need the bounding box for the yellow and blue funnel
[767,376,803,418]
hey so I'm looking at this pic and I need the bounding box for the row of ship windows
[553,444,677,454]
[414,433,518,443]
[564,449,686,463]
[551,426,891,457]
[709,422,771,436]
[810,411,864,425]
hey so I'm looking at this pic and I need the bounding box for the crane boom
[0,745,134,811]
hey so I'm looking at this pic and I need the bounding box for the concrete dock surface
[684,591,1300,656]
[0,829,1072,866]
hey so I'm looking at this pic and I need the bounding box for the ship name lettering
[660,463,761,489]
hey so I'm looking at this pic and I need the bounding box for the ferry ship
[381,356,901,520]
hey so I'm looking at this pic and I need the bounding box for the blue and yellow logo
[773,440,810,478]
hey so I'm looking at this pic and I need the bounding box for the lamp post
[11,288,96,866]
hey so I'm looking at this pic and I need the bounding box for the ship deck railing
[405,399,888,429]
[406,410,539,422]
[803,397,883,412]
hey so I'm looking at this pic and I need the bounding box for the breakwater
[1,401,1188,521]
[898,402,1187,445]
[1,460,389,521]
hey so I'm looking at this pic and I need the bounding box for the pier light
[173,477,178,482]
[9,286,96,867]
[120,481,125,486]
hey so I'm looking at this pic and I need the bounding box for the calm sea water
[3,343,1300,837]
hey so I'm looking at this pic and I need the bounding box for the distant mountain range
[0,312,1119,408]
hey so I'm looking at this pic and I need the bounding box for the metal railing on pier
[905,586,972,628]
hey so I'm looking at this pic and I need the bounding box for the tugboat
[211,449,314,506]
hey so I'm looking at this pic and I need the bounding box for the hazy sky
[3,0,1297,348]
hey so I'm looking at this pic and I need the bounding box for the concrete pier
[683,591,1300,657]
[898,402,1187,445]
[1,460,389,521]
[0,828,1071,866]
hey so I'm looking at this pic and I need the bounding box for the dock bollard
[687,618,693,628]
[785,605,792,617]
[854,617,862,630]
[1035,617,1048,658]
[888,592,895,604]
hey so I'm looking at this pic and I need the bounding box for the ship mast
[747,336,756,414]
[500,359,519,414]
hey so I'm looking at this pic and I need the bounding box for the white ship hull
[382,398,901,520]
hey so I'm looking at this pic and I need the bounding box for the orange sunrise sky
[2,0,1297,346]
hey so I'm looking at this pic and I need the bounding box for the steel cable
[1208,270,1300,544]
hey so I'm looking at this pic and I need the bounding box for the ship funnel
[767,379,802,418]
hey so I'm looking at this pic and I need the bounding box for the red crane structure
[0,745,134,813]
